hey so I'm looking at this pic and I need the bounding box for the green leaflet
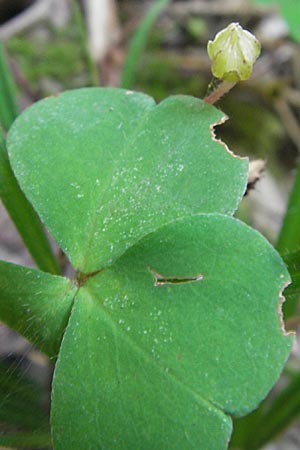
[0,262,76,357]
[7,88,247,272]
[51,215,292,450]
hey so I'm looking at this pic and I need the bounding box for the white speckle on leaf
[70,182,80,189]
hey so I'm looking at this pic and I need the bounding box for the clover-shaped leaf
[0,88,292,449]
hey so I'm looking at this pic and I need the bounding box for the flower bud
[207,23,261,82]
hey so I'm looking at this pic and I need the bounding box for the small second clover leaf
[7,88,248,273]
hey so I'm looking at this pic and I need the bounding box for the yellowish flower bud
[207,23,261,82]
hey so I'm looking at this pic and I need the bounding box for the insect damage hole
[149,267,204,286]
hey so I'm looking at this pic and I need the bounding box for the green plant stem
[276,164,300,254]
[71,0,99,87]
[0,130,61,274]
[0,43,19,131]
[121,0,170,88]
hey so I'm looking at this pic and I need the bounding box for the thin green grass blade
[70,0,99,87]
[0,432,51,449]
[247,371,300,449]
[0,43,19,131]
[277,165,300,254]
[0,358,50,430]
[230,369,300,449]
[281,249,300,320]
[0,357,51,449]
[251,0,300,41]
[276,165,300,318]
[121,0,170,88]
[0,130,61,274]
[283,250,300,300]
[229,408,262,449]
